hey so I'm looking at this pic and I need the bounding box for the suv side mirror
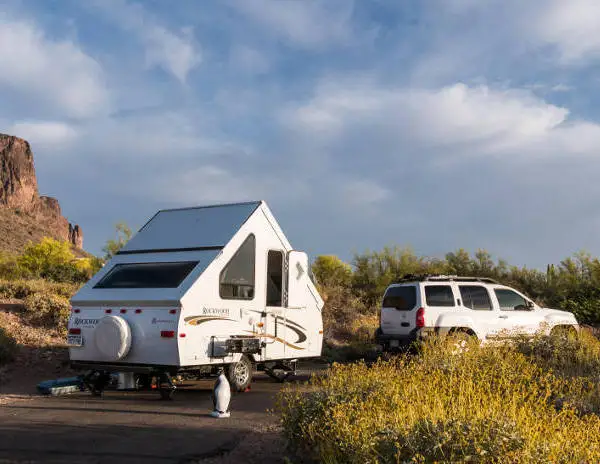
[526,300,535,310]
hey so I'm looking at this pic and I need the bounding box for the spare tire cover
[94,316,132,361]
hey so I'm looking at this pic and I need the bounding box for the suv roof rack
[394,274,499,284]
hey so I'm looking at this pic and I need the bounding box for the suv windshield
[94,261,199,289]
[382,286,417,310]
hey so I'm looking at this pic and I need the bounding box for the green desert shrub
[23,291,71,327]
[0,327,17,365]
[0,251,22,280]
[377,417,525,463]
[514,327,600,381]
[16,237,96,283]
[277,334,600,463]
[0,279,78,301]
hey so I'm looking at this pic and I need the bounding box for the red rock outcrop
[0,133,83,249]
[0,135,38,210]
[69,224,83,249]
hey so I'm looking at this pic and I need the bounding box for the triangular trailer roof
[118,201,262,255]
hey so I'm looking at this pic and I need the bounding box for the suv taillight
[416,307,425,328]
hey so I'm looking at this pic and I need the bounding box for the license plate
[67,334,83,346]
[390,340,399,348]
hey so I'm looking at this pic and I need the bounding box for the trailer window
[220,234,255,300]
[94,261,199,289]
[266,250,283,306]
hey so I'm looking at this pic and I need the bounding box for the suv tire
[448,328,477,340]
[550,325,578,341]
[447,328,477,353]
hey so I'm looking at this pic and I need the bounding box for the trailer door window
[266,250,283,306]
[94,261,199,289]
[220,234,255,300]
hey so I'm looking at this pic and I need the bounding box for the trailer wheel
[227,355,253,392]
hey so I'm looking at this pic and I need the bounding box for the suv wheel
[550,325,578,341]
[448,328,477,353]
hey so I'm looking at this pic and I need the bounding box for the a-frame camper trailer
[67,201,324,398]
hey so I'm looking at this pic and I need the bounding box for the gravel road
[0,367,325,464]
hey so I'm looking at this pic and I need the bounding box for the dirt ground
[0,368,321,464]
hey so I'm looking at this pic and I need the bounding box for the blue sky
[2,0,600,269]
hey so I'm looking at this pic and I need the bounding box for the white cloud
[80,111,240,160]
[0,14,109,118]
[534,0,600,63]
[283,80,591,159]
[158,166,265,205]
[551,84,573,92]
[432,0,600,68]
[90,0,201,82]
[8,121,78,149]
[275,77,600,266]
[337,179,390,207]
[229,0,354,49]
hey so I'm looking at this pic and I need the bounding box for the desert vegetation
[277,330,600,463]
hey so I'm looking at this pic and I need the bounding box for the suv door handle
[499,315,508,319]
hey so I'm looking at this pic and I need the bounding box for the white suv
[375,275,579,351]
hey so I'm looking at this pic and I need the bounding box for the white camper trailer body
[67,201,324,394]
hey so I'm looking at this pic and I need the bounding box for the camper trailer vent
[225,337,261,354]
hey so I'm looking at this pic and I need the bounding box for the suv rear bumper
[375,327,437,350]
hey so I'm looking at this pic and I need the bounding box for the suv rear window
[382,286,417,310]
[459,285,492,311]
[94,261,199,289]
[425,285,455,307]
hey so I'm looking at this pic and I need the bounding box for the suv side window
[425,285,455,307]
[495,289,528,311]
[459,285,492,311]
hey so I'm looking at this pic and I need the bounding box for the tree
[312,255,353,288]
[17,237,76,280]
[103,222,132,260]
[445,248,473,275]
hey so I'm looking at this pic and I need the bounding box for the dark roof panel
[119,201,262,253]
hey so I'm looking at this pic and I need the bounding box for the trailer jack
[81,370,111,397]
[158,372,177,400]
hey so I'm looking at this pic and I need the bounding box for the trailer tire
[226,355,253,392]
[94,316,132,361]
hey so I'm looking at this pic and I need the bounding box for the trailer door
[264,250,286,359]
[286,251,308,309]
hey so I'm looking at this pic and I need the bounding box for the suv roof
[393,274,499,284]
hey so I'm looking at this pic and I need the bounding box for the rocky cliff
[0,134,83,251]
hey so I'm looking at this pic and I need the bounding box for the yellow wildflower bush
[277,334,600,463]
